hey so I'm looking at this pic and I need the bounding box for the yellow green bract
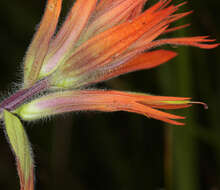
[3,110,34,189]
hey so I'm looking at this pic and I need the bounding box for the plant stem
[0,78,50,113]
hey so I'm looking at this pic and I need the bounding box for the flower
[1,0,218,124]
[13,0,217,126]
[0,0,218,189]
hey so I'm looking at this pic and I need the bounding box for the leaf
[3,110,34,190]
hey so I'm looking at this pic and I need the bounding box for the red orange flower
[14,0,218,126]
[0,1,218,189]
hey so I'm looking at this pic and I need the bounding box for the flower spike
[1,0,218,125]
[0,1,219,189]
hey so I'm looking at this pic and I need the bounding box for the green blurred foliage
[0,0,219,189]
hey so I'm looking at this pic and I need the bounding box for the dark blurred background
[0,0,219,189]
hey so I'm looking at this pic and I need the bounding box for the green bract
[4,110,34,190]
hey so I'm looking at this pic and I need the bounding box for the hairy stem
[0,78,50,113]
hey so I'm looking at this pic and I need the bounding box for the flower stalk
[0,78,50,114]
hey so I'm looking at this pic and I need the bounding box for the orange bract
[23,0,62,87]
[69,49,177,87]
[3,1,218,190]
[47,0,218,89]
[17,90,192,125]
[43,0,98,74]
[19,0,218,126]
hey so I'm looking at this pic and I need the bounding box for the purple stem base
[0,79,49,113]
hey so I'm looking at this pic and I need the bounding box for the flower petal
[3,110,34,190]
[39,0,98,77]
[15,90,192,125]
[23,0,62,87]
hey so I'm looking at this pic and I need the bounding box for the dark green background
[0,0,219,189]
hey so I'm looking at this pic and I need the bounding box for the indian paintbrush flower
[0,0,218,189]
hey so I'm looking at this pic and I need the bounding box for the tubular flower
[16,90,193,126]
[0,0,218,189]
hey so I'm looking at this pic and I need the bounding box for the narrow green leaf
[3,110,34,190]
